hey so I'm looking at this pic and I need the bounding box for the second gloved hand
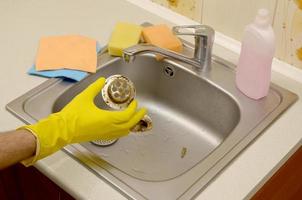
[19,77,146,166]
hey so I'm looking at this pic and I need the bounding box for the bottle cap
[254,8,271,28]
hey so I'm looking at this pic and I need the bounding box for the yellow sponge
[142,24,183,53]
[108,22,142,57]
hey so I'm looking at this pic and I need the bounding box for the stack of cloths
[28,35,102,81]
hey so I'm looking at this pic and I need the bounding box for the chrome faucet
[123,25,215,71]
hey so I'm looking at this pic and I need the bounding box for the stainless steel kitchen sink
[6,41,298,199]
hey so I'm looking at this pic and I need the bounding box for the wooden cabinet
[252,146,302,200]
[0,164,74,200]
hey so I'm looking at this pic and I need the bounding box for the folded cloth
[35,35,98,73]
[28,42,103,81]
[28,66,88,81]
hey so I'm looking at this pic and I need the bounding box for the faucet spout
[123,44,203,68]
[123,25,215,71]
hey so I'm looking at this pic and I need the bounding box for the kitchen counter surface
[0,0,301,199]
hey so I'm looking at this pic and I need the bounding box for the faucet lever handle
[172,25,215,69]
[172,25,215,37]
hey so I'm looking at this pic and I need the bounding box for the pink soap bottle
[236,8,276,100]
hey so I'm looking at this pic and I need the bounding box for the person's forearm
[0,130,36,169]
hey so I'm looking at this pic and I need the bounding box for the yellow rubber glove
[19,77,146,166]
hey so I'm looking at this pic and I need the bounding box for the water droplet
[132,168,145,174]
[164,136,171,142]
[99,153,109,158]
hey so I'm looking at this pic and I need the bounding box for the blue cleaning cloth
[28,42,103,81]
[28,66,88,81]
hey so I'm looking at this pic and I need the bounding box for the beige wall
[274,0,302,68]
[151,0,202,22]
[202,0,277,41]
[151,0,302,70]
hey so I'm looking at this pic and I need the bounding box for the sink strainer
[102,75,152,133]
[91,75,152,146]
[101,75,135,110]
[90,75,152,147]
[91,139,117,147]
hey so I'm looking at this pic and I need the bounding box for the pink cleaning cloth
[35,35,97,73]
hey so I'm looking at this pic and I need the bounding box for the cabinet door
[0,164,74,200]
[15,164,61,200]
[252,146,302,200]
[0,165,23,199]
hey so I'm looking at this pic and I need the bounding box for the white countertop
[1,0,301,199]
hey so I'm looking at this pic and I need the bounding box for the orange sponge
[142,24,183,53]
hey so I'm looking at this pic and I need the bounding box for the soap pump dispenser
[236,8,276,100]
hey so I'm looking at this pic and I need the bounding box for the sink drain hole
[164,65,175,77]
[131,115,152,132]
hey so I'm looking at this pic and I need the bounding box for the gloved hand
[19,77,146,166]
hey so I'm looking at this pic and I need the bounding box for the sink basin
[7,41,297,199]
[54,52,241,182]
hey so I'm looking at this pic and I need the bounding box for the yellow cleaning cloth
[108,22,142,57]
[142,24,183,53]
[35,35,97,73]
